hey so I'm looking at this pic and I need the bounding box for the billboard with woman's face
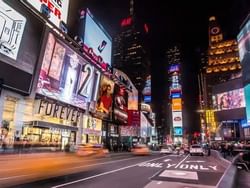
[114,85,128,123]
[96,76,114,115]
[37,32,101,110]
[213,88,246,111]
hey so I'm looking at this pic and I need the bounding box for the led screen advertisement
[37,32,101,110]
[23,0,69,28]
[113,85,128,123]
[172,111,183,127]
[113,68,138,110]
[96,76,114,115]
[78,9,112,67]
[120,126,138,137]
[0,0,26,60]
[212,88,245,111]
[0,0,44,94]
[244,84,250,125]
[172,98,182,111]
[142,75,151,96]
[237,19,250,86]
[174,127,183,136]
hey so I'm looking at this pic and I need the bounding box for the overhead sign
[25,0,69,28]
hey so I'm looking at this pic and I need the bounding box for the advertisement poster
[120,126,138,137]
[0,0,26,60]
[213,88,246,111]
[174,127,183,136]
[237,19,250,86]
[172,98,182,111]
[37,32,101,109]
[24,0,69,28]
[78,9,112,66]
[96,76,114,114]
[114,85,128,123]
[172,111,183,127]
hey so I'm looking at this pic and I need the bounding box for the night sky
[71,0,250,133]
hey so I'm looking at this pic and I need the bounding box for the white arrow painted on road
[185,160,205,163]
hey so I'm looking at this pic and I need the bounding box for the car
[76,144,109,157]
[160,145,174,154]
[189,144,204,156]
[132,144,150,156]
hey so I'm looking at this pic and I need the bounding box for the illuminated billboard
[0,0,44,94]
[0,1,26,60]
[244,84,250,125]
[96,76,114,114]
[169,64,180,73]
[172,98,182,111]
[212,88,245,111]
[172,111,183,127]
[114,85,128,123]
[24,0,69,28]
[78,9,112,67]
[37,32,101,109]
[174,127,183,136]
[237,19,250,86]
[113,68,138,110]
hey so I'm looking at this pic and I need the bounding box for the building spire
[129,0,134,16]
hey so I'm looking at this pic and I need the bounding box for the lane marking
[159,170,198,180]
[52,156,168,188]
[0,174,33,181]
[174,155,189,169]
[185,160,205,163]
[164,159,172,162]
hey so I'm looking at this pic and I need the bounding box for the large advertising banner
[172,111,183,127]
[120,126,138,137]
[78,9,112,67]
[113,68,138,110]
[212,88,245,111]
[24,0,69,28]
[114,85,128,123]
[127,110,140,126]
[0,0,26,60]
[238,19,250,86]
[244,84,250,125]
[37,32,101,110]
[0,0,44,94]
[96,76,114,115]
[172,98,182,111]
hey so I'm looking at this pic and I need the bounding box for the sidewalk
[218,151,250,188]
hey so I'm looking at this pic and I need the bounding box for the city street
[1,152,228,188]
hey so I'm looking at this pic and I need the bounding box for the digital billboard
[120,126,138,137]
[24,0,69,28]
[238,19,250,86]
[0,0,44,94]
[79,9,112,67]
[37,32,101,110]
[142,75,151,96]
[0,0,26,60]
[96,76,114,115]
[114,85,128,123]
[244,84,250,125]
[113,68,138,110]
[212,88,245,111]
[172,98,182,111]
[174,127,183,136]
[169,64,180,73]
[172,111,183,127]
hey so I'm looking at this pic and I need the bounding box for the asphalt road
[6,152,227,188]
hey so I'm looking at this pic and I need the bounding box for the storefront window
[1,96,17,144]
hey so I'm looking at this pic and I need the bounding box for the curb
[212,150,238,188]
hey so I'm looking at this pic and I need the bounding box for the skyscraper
[166,45,183,144]
[112,0,150,104]
[204,16,241,108]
